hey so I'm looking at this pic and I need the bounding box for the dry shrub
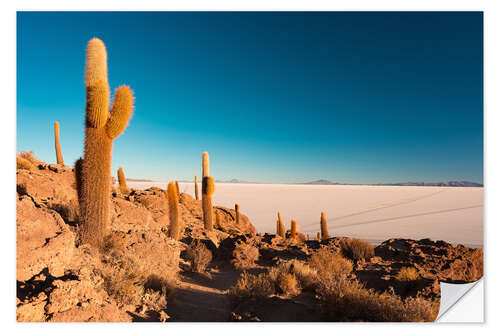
[101,249,146,305]
[396,267,420,282]
[268,259,318,292]
[16,156,35,170]
[230,240,259,270]
[18,151,41,165]
[140,274,170,313]
[308,248,353,280]
[278,273,300,296]
[340,238,374,262]
[228,272,274,300]
[185,240,213,273]
[310,247,437,321]
[318,276,438,322]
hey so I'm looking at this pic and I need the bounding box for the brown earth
[16,160,483,322]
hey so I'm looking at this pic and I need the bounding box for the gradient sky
[17,12,483,184]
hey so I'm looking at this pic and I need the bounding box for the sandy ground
[129,182,483,247]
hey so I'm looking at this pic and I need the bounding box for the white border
[3,0,498,331]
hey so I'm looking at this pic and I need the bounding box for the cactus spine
[117,167,130,194]
[167,182,181,240]
[277,212,285,238]
[235,203,240,224]
[201,152,214,231]
[194,175,199,200]
[320,211,330,241]
[77,38,134,248]
[176,180,180,194]
[54,121,64,165]
[291,219,297,239]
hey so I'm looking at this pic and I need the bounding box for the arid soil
[16,161,483,322]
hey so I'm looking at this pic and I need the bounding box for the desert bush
[268,259,318,292]
[101,249,146,305]
[230,240,259,270]
[185,240,213,273]
[340,238,374,262]
[16,156,35,170]
[228,271,275,300]
[310,247,437,321]
[18,151,41,165]
[395,267,420,282]
[308,248,353,280]
[278,273,300,296]
[317,275,438,321]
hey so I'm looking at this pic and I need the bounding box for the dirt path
[166,269,241,321]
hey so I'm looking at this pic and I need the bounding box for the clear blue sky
[17,12,483,184]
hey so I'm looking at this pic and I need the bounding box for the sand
[129,182,483,247]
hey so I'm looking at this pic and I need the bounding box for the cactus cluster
[76,38,134,248]
[201,152,215,231]
[54,121,64,165]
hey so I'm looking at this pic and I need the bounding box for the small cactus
[320,211,331,240]
[276,220,280,236]
[117,167,130,194]
[194,175,199,200]
[291,219,297,239]
[215,210,221,229]
[54,121,64,165]
[77,38,134,248]
[201,152,214,231]
[277,212,285,238]
[176,180,180,194]
[235,203,240,224]
[317,232,321,241]
[167,182,181,240]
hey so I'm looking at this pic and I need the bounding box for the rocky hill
[16,160,483,322]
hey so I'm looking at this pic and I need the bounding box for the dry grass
[230,240,259,270]
[318,276,438,321]
[395,267,420,282]
[308,248,353,280]
[228,271,274,300]
[309,248,437,321]
[340,238,374,262]
[18,151,42,165]
[185,240,213,273]
[16,156,35,170]
[268,259,318,292]
[277,273,300,296]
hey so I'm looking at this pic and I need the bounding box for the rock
[16,197,75,281]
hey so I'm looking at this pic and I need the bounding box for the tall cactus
[77,38,134,248]
[291,219,297,239]
[201,152,215,231]
[54,121,64,165]
[176,180,180,194]
[320,211,330,241]
[167,181,181,240]
[277,211,285,238]
[117,167,130,194]
[194,175,199,200]
[235,203,240,224]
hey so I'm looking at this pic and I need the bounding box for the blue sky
[17,12,483,184]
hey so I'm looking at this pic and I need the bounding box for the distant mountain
[114,177,153,182]
[215,179,260,184]
[374,181,483,187]
[299,179,342,185]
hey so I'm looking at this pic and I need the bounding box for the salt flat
[129,182,483,247]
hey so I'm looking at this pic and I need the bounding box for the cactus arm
[106,86,134,139]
